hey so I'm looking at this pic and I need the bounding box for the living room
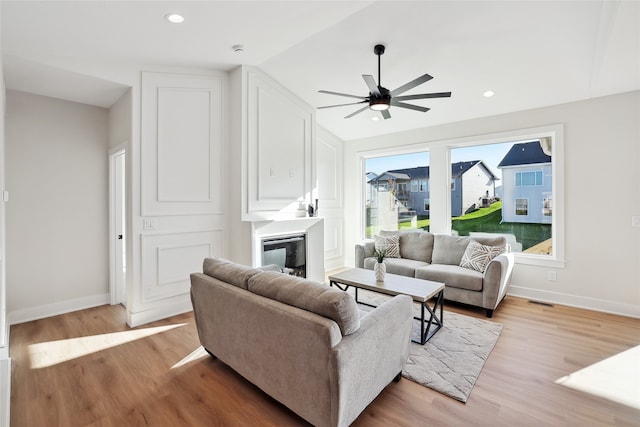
[1,1,639,426]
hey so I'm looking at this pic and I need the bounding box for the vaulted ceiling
[2,1,639,141]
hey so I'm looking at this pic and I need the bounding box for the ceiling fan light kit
[318,44,452,120]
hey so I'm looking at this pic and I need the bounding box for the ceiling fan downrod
[374,44,385,89]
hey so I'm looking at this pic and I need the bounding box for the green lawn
[370,201,551,251]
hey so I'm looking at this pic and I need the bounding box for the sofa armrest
[482,252,515,309]
[355,241,375,268]
[329,295,413,427]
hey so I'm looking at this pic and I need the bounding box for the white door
[110,148,126,306]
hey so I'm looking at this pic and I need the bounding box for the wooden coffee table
[328,268,444,344]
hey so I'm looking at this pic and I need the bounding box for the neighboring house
[370,161,499,217]
[364,172,378,207]
[451,161,500,217]
[498,141,552,224]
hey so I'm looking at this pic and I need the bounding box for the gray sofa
[190,257,413,427]
[356,231,514,317]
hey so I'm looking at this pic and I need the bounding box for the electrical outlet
[547,271,557,281]
[143,218,155,230]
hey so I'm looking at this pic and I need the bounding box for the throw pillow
[459,240,504,273]
[374,234,400,258]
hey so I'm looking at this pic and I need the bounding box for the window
[543,197,552,216]
[516,170,542,186]
[364,151,429,238]
[360,125,563,267]
[450,135,556,261]
[515,198,528,215]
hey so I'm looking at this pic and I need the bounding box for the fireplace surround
[251,217,324,283]
[261,233,306,277]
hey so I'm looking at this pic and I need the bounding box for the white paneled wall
[242,67,315,220]
[317,127,345,270]
[131,72,226,326]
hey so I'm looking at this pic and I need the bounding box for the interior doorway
[109,145,127,306]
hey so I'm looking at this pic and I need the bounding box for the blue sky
[365,141,515,181]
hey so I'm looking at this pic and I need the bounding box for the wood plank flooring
[10,296,640,426]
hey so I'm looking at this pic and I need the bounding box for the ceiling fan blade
[395,92,452,101]
[317,101,368,109]
[381,109,391,120]
[345,105,370,119]
[390,100,431,113]
[362,75,381,97]
[318,90,367,100]
[391,73,433,96]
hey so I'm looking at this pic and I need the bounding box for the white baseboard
[324,257,345,273]
[508,285,640,319]
[8,293,111,325]
[0,355,10,427]
[126,299,193,328]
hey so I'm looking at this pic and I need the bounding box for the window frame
[358,124,565,268]
[515,198,529,216]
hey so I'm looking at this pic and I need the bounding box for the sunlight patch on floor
[171,346,208,369]
[555,345,640,410]
[28,323,187,369]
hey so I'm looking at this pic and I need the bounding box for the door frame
[109,143,127,306]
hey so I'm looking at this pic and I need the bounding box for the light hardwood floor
[10,296,640,426]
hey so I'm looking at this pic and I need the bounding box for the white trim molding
[508,286,640,319]
[8,293,110,325]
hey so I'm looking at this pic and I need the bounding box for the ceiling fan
[318,44,452,120]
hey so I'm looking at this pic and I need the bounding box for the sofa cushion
[460,240,505,273]
[364,257,429,277]
[203,257,263,290]
[374,234,400,258]
[431,234,473,265]
[415,264,484,291]
[469,234,508,249]
[248,271,360,336]
[382,230,434,263]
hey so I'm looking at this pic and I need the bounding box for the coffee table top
[328,268,444,303]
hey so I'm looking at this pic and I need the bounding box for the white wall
[5,91,110,322]
[108,88,132,149]
[317,126,345,270]
[344,90,640,317]
[0,7,11,424]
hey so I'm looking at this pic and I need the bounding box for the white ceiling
[2,1,639,141]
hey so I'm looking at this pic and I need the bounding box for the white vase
[374,261,386,282]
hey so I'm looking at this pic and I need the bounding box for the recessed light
[372,116,380,121]
[232,44,245,53]
[165,13,184,24]
[483,90,495,98]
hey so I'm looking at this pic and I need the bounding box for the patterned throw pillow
[374,234,400,258]
[459,240,504,273]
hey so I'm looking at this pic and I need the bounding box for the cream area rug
[353,289,503,403]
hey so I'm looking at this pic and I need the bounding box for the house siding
[501,163,552,223]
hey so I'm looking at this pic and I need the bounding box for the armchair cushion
[203,257,262,290]
[248,271,361,336]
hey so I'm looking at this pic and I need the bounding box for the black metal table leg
[412,289,444,344]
